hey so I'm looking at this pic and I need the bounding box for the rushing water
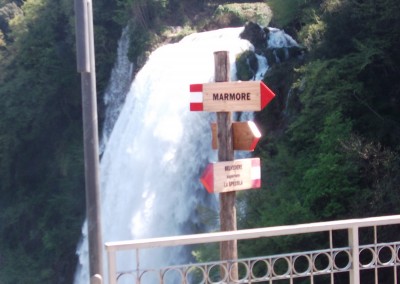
[100,27,134,154]
[74,26,298,283]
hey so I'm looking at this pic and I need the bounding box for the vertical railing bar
[349,226,360,284]
[136,249,140,284]
[330,229,334,284]
[374,225,378,284]
[206,263,210,284]
[107,249,117,284]
[182,265,187,284]
[248,259,252,282]
[182,267,185,284]
[269,257,273,284]
[310,253,314,284]
[289,255,293,284]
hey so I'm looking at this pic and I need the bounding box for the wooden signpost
[189,50,275,282]
[211,121,261,151]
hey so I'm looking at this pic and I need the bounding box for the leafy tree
[0,0,122,282]
[239,0,400,267]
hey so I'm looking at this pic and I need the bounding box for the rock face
[239,21,269,50]
[240,22,305,67]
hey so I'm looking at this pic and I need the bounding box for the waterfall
[74,25,298,283]
[100,27,134,154]
[267,27,299,48]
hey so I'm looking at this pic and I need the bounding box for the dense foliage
[0,0,399,282]
[238,0,400,268]
[0,0,121,282]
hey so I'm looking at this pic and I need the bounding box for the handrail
[105,215,400,251]
[105,214,400,284]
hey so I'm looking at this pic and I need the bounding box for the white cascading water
[74,26,298,283]
[99,27,134,154]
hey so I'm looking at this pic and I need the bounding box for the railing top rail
[105,214,400,252]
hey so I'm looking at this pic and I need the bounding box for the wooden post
[214,51,238,281]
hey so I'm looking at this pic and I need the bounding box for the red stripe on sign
[252,179,261,188]
[190,103,203,111]
[190,84,203,92]
[250,137,260,152]
[252,158,260,167]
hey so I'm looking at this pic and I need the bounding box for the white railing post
[107,249,117,284]
[90,274,103,284]
[348,226,360,284]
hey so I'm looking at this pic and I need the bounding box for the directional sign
[211,121,261,151]
[189,81,275,112]
[200,158,261,193]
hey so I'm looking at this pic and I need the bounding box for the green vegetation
[214,3,272,27]
[0,0,120,282]
[236,50,258,81]
[0,0,399,282]
[238,0,400,277]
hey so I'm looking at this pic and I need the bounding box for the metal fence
[105,215,400,284]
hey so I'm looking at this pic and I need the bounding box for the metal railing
[105,215,400,284]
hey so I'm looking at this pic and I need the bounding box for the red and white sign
[200,158,261,193]
[189,81,275,112]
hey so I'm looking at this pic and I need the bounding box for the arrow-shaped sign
[211,121,261,151]
[200,158,261,193]
[189,81,275,112]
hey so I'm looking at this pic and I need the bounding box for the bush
[235,50,258,81]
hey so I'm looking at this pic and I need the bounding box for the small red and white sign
[189,81,275,112]
[200,158,261,193]
[211,121,261,151]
